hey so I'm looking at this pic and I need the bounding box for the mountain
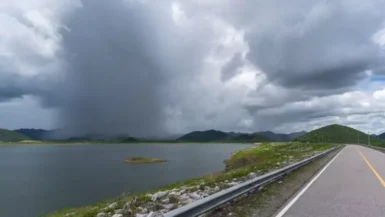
[138,134,184,141]
[287,131,307,140]
[255,131,288,141]
[0,129,31,142]
[177,130,228,142]
[15,129,51,140]
[116,137,138,143]
[231,133,269,142]
[16,128,140,142]
[378,133,385,140]
[177,130,269,143]
[295,124,385,147]
[255,131,307,141]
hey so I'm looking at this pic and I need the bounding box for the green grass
[224,142,333,171]
[208,146,342,217]
[44,142,335,217]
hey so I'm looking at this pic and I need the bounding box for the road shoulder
[206,147,343,217]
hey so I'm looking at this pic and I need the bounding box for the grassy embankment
[46,142,334,217]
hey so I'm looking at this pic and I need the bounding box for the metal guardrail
[164,146,341,217]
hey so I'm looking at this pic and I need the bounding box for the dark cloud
[0,76,24,101]
[249,91,385,132]
[203,0,385,92]
[245,31,375,91]
[58,0,177,137]
[0,58,36,102]
[2,0,385,135]
[0,72,59,104]
[220,52,243,82]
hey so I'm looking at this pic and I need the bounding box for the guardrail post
[164,146,340,217]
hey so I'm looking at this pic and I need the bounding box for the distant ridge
[378,132,385,140]
[15,129,51,140]
[14,128,307,143]
[255,131,307,142]
[0,129,31,142]
[177,129,269,143]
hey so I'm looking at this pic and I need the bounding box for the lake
[0,143,252,217]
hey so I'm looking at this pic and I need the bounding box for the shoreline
[46,143,333,217]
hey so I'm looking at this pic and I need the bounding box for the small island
[124,157,167,164]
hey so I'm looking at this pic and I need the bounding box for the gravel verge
[362,145,385,154]
[205,147,343,217]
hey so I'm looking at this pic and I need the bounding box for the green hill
[0,129,31,142]
[378,132,385,140]
[177,130,269,143]
[295,124,385,147]
[177,130,228,142]
[230,133,270,143]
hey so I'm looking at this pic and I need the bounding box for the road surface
[276,145,385,217]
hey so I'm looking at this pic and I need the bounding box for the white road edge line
[274,146,346,217]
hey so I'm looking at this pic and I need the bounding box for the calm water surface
[0,143,252,217]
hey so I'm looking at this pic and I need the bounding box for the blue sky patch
[370,75,385,82]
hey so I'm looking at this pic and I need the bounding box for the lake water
[0,143,252,217]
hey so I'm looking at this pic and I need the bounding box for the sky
[1,0,385,137]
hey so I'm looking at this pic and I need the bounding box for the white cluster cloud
[1,0,385,136]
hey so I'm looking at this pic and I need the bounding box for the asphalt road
[276,145,385,217]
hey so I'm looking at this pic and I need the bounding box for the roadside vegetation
[46,142,334,217]
[208,146,342,217]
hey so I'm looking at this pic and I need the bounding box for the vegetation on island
[295,124,385,147]
[124,157,167,164]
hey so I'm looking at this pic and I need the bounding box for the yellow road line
[356,148,385,188]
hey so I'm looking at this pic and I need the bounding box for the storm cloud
[227,0,385,92]
[220,52,244,82]
[2,0,385,135]
[58,0,175,137]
